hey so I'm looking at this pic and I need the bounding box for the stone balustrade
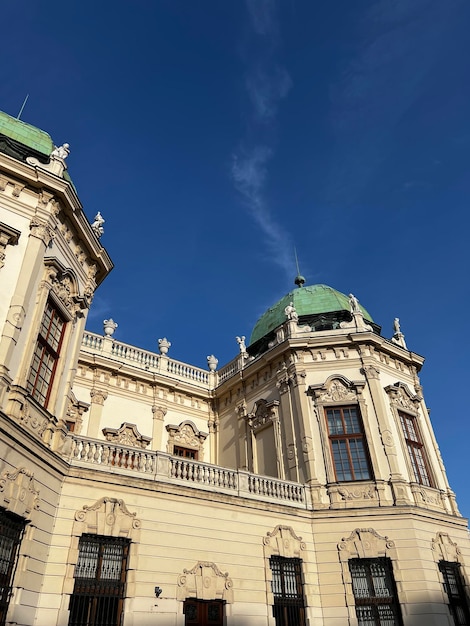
[65,433,309,509]
[81,331,209,386]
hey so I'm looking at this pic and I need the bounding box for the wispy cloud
[231,0,295,277]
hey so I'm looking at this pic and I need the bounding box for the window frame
[68,534,130,626]
[439,561,470,626]
[26,299,66,408]
[173,446,198,460]
[0,508,26,626]
[349,557,404,626]
[269,555,306,626]
[325,405,373,482]
[398,410,433,487]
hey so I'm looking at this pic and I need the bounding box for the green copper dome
[250,284,373,345]
[0,111,53,156]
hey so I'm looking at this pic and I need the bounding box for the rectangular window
[439,561,470,625]
[349,558,403,626]
[27,301,66,408]
[173,446,198,460]
[326,406,372,481]
[270,556,306,626]
[0,509,25,626]
[398,411,432,487]
[68,534,129,626]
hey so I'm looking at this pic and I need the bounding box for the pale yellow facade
[0,114,469,626]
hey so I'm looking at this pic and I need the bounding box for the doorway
[183,599,225,626]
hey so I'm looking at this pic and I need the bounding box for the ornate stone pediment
[0,466,40,519]
[247,399,279,433]
[0,221,20,270]
[263,525,306,559]
[102,422,151,448]
[74,497,140,537]
[308,375,365,403]
[338,528,396,561]
[385,382,421,413]
[43,260,89,318]
[166,421,207,453]
[432,532,462,562]
[177,561,233,603]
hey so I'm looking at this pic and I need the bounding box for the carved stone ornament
[338,528,396,561]
[247,399,279,433]
[309,376,364,403]
[0,466,40,519]
[337,485,376,501]
[0,221,20,270]
[177,562,234,603]
[385,382,421,414]
[74,497,141,537]
[166,421,207,454]
[432,532,462,563]
[102,422,151,449]
[30,217,56,246]
[263,525,306,559]
[90,388,108,405]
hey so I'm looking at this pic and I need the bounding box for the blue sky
[2,0,470,516]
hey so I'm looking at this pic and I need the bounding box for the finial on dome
[294,247,305,288]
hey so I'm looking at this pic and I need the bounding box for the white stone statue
[284,302,299,322]
[50,143,70,160]
[236,336,247,353]
[393,317,401,334]
[349,293,360,314]
[91,212,105,238]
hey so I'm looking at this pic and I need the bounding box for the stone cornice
[0,153,113,284]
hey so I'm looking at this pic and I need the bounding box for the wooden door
[184,599,224,626]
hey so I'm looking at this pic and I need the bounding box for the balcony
[64,432,309,509]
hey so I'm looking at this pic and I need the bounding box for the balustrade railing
[80,331,209,386]
[65,434,308,508]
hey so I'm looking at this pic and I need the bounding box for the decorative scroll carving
[30,218,55,246]
[177,561,234,603]
[432,532,462,562]
[308,376,365,403]
[338,528,396,561]
[337,486,376,501]
[247,399,279,433]
[166,421,208,455]
[90,389,108,405]
[102,422,151,449]
[65,393,89,434]
[0,221,20,269]
[0,466,40,519]
[74,497,140,536]
[385,382,421,414]
[263,525,306,559]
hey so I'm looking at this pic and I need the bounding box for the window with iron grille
[398,411,433,487]
[269,556,306,626]
[27,300,66,408]
[325,406,372,481]
[349,558,403,626]
[68,534,130,626]
[439,561,470,625]
[0,509,25,626]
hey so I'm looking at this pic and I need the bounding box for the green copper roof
[0,111,53,156]
[250,284,373,345]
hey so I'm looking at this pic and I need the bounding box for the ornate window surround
[166,421,208,459]
[385,382,436,490]
[308,376,380,487]
[263,525,307,612]
[246,399,284,478]
[59,496,141,620]
[338,528,403,624]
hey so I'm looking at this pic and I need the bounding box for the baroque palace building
[0,109,469,626]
